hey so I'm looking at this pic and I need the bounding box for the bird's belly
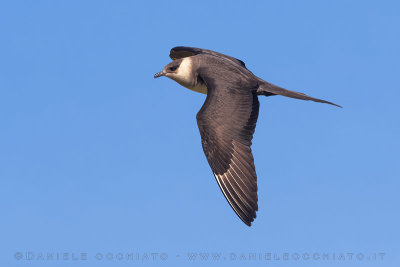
[186,83,208,94]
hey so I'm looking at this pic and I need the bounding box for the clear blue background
[1,1,399,266]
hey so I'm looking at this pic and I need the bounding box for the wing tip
[241,215,256,227]
[214,173,258,227]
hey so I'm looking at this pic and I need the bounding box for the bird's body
[155,46,340,226]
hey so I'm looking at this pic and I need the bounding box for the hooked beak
[154,71,166,78]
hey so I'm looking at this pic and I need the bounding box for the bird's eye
[169,66,178,71]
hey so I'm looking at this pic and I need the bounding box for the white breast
[187,83,208,94]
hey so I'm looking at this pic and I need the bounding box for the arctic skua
[154,46,341,226]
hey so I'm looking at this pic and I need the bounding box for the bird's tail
[256,80,342,108]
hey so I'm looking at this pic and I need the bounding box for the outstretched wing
[170,46,246,68]
[196,77,259,226]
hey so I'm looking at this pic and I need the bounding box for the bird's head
[154,58,194,87]
[154,59,182,79]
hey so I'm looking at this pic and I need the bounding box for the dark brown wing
[196,77,259,226]
[170,46,246,68]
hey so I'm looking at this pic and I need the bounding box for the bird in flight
[154,46,341,226]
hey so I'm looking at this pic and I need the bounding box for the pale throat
[171,57,207,95]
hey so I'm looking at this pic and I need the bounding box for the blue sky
[1,1,399,266]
